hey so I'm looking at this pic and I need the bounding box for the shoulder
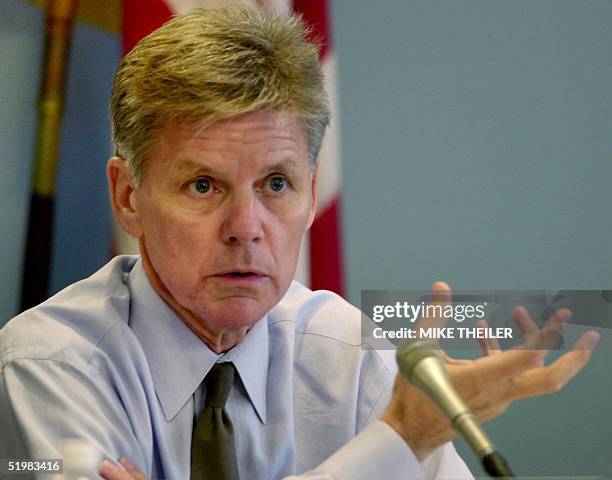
[268,281,362,344]
[0,256,140,370]
[271,283,398,430]
[268,281,397,374]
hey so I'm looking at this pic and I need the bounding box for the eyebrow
[259,158,299,177]
[169,159,216,179]
[170,157,300,180]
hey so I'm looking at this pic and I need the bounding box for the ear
[107,156,143,238]
[305,165,319,231]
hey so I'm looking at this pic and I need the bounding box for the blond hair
[110,7,329,183]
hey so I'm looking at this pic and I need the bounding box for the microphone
[397,339,514,478]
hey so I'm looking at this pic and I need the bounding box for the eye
[187,178,212,196]
[267,176,288,193]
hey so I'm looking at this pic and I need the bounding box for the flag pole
[20,0,80,311]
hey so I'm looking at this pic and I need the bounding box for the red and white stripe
[117,0,344,295]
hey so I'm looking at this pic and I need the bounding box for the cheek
[287,200,314,239]
[145,201,200,243]
[275,188,314,229]
[143,208,211,275]
[271,207,312,273]
[271,207,307,243]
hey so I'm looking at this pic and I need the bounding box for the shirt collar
[221,313,268,424]
[127,259,269,423]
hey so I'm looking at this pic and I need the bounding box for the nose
[221,191,264,246]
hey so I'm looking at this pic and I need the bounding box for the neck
[139,240,249,353]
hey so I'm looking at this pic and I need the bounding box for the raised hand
[382,282,599,461]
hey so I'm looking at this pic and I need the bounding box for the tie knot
[204,363,235,407]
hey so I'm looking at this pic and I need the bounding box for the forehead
[143,111,308,178]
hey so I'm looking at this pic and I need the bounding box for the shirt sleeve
[0,356,148,480]
[284,421,472,480]
[282,335,473,480]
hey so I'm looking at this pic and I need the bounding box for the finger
[508,331,600,400]
[468,316,574,385]
[442,352,472,366]
[470,346,544,384]
[522,308,570,354]
[439,347,475,366]
[512,306,538,338]
[475,319,502,355]
[99,459,133,480]
[416,281,451,340]
[119,458,149,480]
[573,330,601,351]
[430,281,451,303]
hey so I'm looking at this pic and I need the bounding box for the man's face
[122,111,317,336]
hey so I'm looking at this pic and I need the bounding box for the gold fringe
[28,0,120,33]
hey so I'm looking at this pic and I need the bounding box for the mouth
[214,270,269,284]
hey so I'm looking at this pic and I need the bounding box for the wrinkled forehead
[140,111,310,182]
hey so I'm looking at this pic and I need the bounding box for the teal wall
[1,0,611,476]
[332,1,612,476]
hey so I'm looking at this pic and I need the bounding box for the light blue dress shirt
[0,256,471,479]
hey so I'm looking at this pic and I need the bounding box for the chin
[200,297,272,330]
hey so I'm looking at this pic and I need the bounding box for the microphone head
[396,339,442,381]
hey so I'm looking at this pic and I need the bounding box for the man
[0,7,598,480]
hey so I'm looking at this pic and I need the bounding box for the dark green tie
[191,363,240,480]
